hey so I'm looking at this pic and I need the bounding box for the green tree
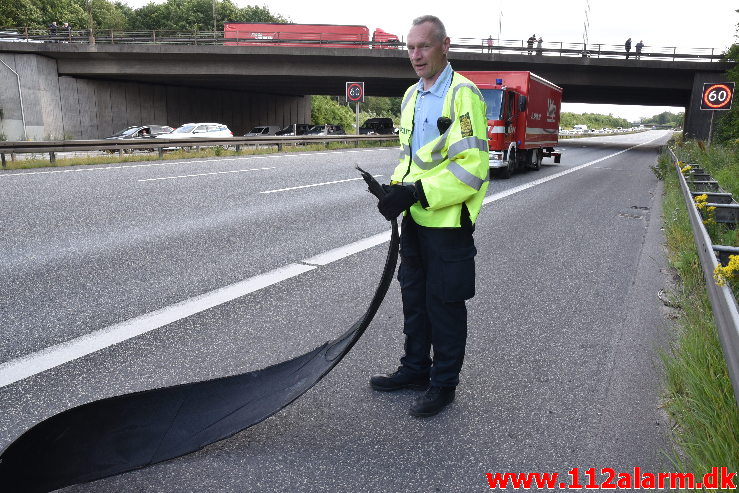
[714,40,738,143]
[0,0,42,28]
[560,112,631,129]
[311,96,355,129]
[124,0,286,31]
[33,0,87,29]
[75,0,129,31]
[641,111,684,127]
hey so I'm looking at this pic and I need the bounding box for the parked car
[105,125,173,140]
[245,125,281,136]
[275,124,311,136]
[359,117,395,135]
[155,123,233,139]
[306,124,346,136]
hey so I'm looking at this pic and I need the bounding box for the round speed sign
[346,82,364,103]
[701,82,735,110]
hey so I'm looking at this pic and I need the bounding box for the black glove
[377,184,417,220]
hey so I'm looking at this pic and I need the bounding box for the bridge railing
[0,134,400,168]
[457,37,729,61]
[0,28,732,62]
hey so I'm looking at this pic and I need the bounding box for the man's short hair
[411,15,447,42]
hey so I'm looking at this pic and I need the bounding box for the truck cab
[459,71,562,179]
[481,84,526,173]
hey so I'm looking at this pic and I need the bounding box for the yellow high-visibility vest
[392,72,489,228]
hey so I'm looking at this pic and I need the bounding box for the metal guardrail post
[672,151,739,407]
[49,152,55,164]
[1,153,5,169]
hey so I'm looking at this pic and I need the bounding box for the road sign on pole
[700,82,735,111]
[346,82,364,134]
[346,82,364,103]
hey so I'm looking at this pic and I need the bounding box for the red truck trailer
[371,28,400,49]
[459,71,562,178]
[224,23,398,49]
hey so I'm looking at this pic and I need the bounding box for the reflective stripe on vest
[406,81,487,171]
[447,161,488,191]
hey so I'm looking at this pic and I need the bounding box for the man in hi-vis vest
[370,15,489,417]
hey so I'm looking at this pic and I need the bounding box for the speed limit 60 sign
[346,82,364,103]
[700,82,735,110]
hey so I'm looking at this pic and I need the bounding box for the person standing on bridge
[635,40,644,60]
[625,37,632,59]
[369,15,489,418]
[527,34,536,55]
[62,22,71,43]
[48,21,58,43]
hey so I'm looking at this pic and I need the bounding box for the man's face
[407,22,450,85]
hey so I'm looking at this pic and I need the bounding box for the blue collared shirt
[412,63,453,153]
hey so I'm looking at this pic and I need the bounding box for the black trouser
[397,215,476,388]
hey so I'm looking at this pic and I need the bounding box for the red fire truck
[224,23,399,49]
[459,71,562,178]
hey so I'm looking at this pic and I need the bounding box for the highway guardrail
[0,134,399,168]
[671,149,739,407]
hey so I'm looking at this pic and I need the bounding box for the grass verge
[0,139,399,171]
[657,147,739,484]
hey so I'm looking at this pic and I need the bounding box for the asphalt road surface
[0,130,676,491]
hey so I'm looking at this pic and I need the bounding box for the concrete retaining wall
[0,53,311,140]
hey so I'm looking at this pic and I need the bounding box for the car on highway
[275,124,311,136]
[105,125,174,140]
[305,124,346,135]
[155,123,233,139]
[244,125,281,136]
[358,117,395,135]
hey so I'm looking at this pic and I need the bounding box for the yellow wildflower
[694,194,708,209]
[714,255,739,287]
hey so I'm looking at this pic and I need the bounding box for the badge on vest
[459,112,473,137]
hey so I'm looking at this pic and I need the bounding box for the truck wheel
[499,150,514,179]
[520,150,531,173]
[532,149,543,171]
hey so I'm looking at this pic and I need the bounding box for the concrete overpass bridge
[0,41,734,140]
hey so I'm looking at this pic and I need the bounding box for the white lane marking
[137,166,276,182]
[0,140,655,386]
[303,229,393,266]
[260,175,382,194]
[0,263,316,388]
[482,137,661,205]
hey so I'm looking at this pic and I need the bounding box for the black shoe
[369,368,429,392]
[409,386,455,417]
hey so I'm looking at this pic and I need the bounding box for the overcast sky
[121,0,738,120]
